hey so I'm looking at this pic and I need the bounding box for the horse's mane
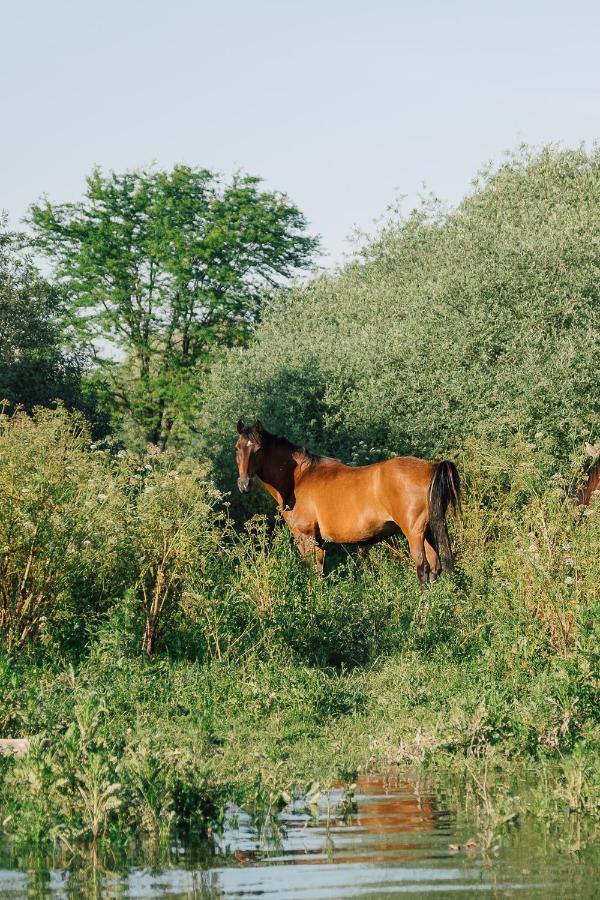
[247,425,335,469]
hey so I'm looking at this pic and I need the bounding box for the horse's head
[235,419,264,492]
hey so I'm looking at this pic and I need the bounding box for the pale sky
[2,0,599,265]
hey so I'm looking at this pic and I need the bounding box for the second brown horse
[235,421,460,584]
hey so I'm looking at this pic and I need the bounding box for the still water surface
[1,773,598,897]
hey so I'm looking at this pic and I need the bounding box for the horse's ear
[236,419,245,434]
[254,419,263,434]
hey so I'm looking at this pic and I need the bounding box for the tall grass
[1,406,598,670]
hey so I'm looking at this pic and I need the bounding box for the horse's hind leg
[424,528,441,583]
[407,529,430,586]
[356,545,369,563]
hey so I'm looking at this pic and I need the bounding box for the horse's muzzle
[237,476,251,493]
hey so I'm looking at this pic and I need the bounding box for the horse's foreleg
[313,545,325,574]
[292,530,325,574]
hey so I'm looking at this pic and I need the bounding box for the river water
[0,773,598,897]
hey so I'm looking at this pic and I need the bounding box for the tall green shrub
[0,407,223,654]
[198,147,600,508]
[0,406,121,650]
[126,453,223,654]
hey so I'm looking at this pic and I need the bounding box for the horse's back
[294,455,435,543]
[378,455,435,486]
[301,454,434,496]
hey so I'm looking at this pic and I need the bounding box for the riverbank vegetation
[0,147,599,865]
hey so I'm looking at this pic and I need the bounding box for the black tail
[428,461,461,573]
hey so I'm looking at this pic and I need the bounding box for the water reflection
[1,773,599,897]
[220,774,449,870]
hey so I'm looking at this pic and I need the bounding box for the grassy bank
[1,623,598,861]
[0,407,598,864]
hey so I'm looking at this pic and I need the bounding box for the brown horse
[235,420,460,584]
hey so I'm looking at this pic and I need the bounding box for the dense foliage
[29,166,319,448]
[0,407,221,654]
[0,221,104,426]
[198,147,600,507]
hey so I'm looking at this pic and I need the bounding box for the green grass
[1,625,598,863]
[0,407,598,866]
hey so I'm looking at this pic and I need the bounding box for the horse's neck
[259,444,299,509]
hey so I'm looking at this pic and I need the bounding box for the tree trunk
[157,416,174,452]
[142,617,157,654]
[145,405,163,446]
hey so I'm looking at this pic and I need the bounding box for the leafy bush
[234,524,412,668]
[197,146,600,511]
[0,406,121,650]
[1,669,225,852]
[123,453,223,653]
[0,407,223,654]
[178,521,411,668]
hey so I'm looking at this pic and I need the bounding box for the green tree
[0,217,106,427]
[29,166,319,449]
